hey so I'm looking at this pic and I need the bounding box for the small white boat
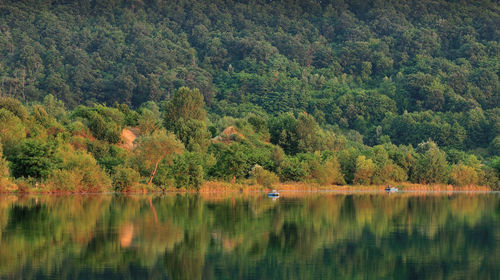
[385,186,398,192]
[268,190,280,197]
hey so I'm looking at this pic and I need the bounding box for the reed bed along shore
[195,181,492,192]
[0,180,493,195]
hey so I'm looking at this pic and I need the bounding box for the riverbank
[1,180,493,194]
[195,181,493,192]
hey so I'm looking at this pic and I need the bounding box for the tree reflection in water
[0,193,498,279]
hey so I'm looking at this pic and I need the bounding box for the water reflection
[0,192,498,279]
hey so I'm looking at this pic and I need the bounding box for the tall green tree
[412,141,449,184]
[164,87,210,152]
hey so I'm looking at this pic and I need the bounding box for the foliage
[164,87,210,151]
[72,105,124,143]
[303,153,345,185]
[0,142,13,190]
[250,165,279,187]
[269,113,337,155]
[112,166,140,191]
[0,109,25,153]
[170,152,206,190]
[277,157,307,182]
[449,164,479,186]
[209,143,249,181]
[46,148,111,192]
[0,97,28,121]
[412,141,449,184]
[87,142,128,173]
[0,0,496,155]
[134,129,184,185]
[9,139,61,180]
[492,157,500,178]
[0,0,497,190]
[138,108,160,135]
[353,155,376,185]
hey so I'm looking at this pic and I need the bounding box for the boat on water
[268,190,280,197]
[385,186,398,192]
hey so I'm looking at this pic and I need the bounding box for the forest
[0,0,499,191]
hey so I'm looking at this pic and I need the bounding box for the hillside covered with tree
[0,0,499,191]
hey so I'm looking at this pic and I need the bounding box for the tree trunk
[148,159,160,185]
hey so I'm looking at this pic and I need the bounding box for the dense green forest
[0,0,499,191]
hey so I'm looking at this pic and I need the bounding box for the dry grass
[196,181,493,193]
[2,180,493,194]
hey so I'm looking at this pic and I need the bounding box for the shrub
[0,109,26,153]
[113,166,141,191]
[72,105,124,143]
[46,148,111,192]
[0,97,29,121]
[277,156,307,182]
[208,143,249,180]
[449,164,479,186]
[9,139,61,180]
[250,165,279,187]
[306,155,345,185]
[171,152,205,190]
[0,142,14,191]
[337,148,361,184]
[492,157,500,177]
[478,166,500,190]
[353,155,376,185]
[412,141,449,184]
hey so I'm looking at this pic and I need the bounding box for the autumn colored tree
[353,155,376,185]
[134,129,184,185]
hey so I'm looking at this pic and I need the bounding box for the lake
[0,192,498,279]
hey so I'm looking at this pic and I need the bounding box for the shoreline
[0,181,494,195]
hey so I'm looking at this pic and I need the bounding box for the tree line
[0,88,498,191]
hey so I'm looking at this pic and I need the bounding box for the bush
[9,139,61,180]
[306,154,345,185]
[353,155,376,185]
[0,109,26,153]
[0,97,29,121]
[412,141,449,184]
[449,164,478,186]
[0,142,14,191]
[208,143,249,180]
[113,166,141,191]
[278,156,307,182]
[478,166,500,190]
[171,152,205,190]
[492,157,500,177]
[72,105,124,143]
[46,148,111,192]
[250,165,279,187]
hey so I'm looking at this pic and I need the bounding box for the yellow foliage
[354,155,376,185]
[449,164,479,186]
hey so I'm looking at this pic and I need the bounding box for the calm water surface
[0,192,498,279]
